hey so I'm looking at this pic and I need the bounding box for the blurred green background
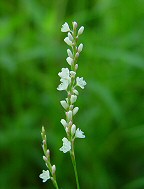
[0,0,144,189]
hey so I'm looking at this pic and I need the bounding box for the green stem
[70,141,80,189]
[51,178,59,189]
[54,181,59,189]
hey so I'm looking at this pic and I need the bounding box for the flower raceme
[58,21,86,153]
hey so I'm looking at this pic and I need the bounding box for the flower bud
[75,52,79,59]
[69,105,73,110]
[46,149,50,157]
[73,21,78,29]
[73,89,79,95]
[67,49,73,58]
[52,165,56,175]
[43,156,47,162]
[64,37,73,46]
[43,139,46,145]
[70,71,76,77]
[66,110,72,121]
[78,43,83,53]
[73,107,79,115]
[75,64,78,70]
[78,26,84,36]
[70,95,77,104]
[42,126,45,133]
[71,124,76,136]
[60,100,68,109]
[66,57,74,65]
[60,119,68,128]
[65,127,69,133]
[68,32,73,41]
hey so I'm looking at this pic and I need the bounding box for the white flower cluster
[58,21,86,153]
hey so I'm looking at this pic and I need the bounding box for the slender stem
[70,141,80,189]
[54,180,59,189]
[51,177,60,189]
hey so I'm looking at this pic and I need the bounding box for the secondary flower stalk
[39,126,59,189]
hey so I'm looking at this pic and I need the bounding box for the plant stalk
[70,141,80,189]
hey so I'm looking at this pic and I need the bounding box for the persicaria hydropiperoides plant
[39,21,86,189]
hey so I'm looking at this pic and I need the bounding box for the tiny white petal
[73,107,79,115]
[59,137,71,153]
[76,77,86,89]
[57,80,69,91]
[61,22,70,32]
[64,37,73,46]
[66,57,74,65]
[60,119,68,128]
[67,49,73,58]
[75,128,85,138]
[78,26,84,36]
[78,43,83,53]
[39,170,50,182]
[60,77,71,85]
[70,95,77,104]
[60,100,68,109]
[58,68,70,79]
[68,32,73,41]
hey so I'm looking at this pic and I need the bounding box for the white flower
[39,170,50,182]
[58,68,70,79]
[64,37,73,46]
[78,26,84,36]
[67,49,73,58]
[76,77,86,89]
[57,79,69,91]
[61,22,70,32]
[59,137,71,153]
[75,128,85,138]
[78,43,83,53]
[66,57,74,65]
[57,68,71,91]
